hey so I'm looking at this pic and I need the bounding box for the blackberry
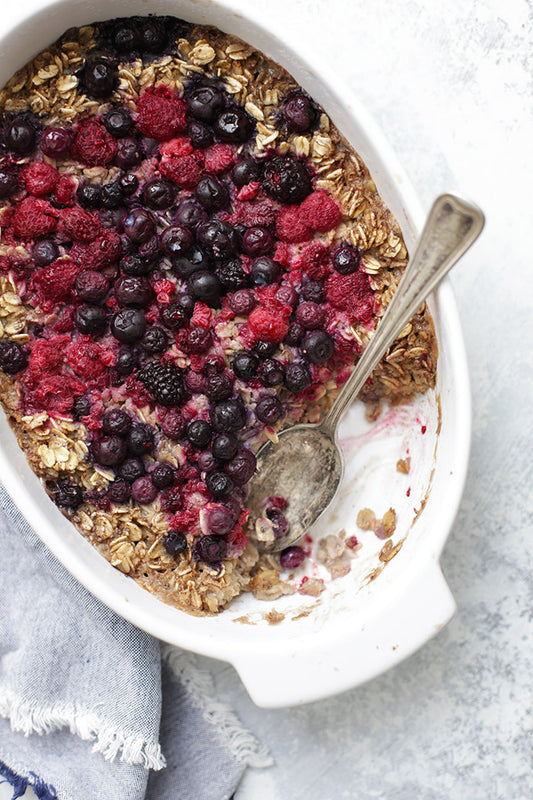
[262,154,312,204]
[138,361,186,407]
[215,259,248,291]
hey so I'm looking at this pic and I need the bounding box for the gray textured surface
[1,0,531,798]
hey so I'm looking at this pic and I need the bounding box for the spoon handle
[320,194,485,438]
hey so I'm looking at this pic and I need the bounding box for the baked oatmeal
[0,16,437,614]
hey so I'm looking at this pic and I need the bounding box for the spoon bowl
[248,194,485,552]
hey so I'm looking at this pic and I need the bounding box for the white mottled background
[2,0,532,798]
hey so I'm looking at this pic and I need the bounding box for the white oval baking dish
[0,0,471,708]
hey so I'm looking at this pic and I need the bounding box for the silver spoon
[247,194,484,552]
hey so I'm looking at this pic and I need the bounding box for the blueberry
[101,181,124,209]
[197,450,216,473]
[224,447,256,485]
[140,19,167,52]
[174,200,207,229]
[280,546,306,569]
[204,372,233,401]
[205,504,236,535]
[138,235,160,262]
[296,301,325,330]
[212,433,239,462]
[116,347,138,375]
[112,24,140,53]
[143,179,175,211]
[120,255,151,277]
[107,479,131,504]
[172,246,209,279]
[131,475,157,504]
[6,117,36,155]
[141,326,168,354]
[91,435,127,467]
[151,462,176,489]
[75,270,109,303]
[229,289,256,316]
[258,358,284,387]
[267,507,289,539]
[284,322,305,346]
[54,480,84,509]
[116,137,141,169]
[255,394,283,424]
[187,85,224,123]
[193,534,228,564]
[242,227,274,258]
[102,408,131,436]
[0,340,27,374]
[186,419,212,449]
[163,529,187,556]
[128,425,154,456]
[187,270,222,306]
[232,352,258,381]
[111,308,147,343]
[77,183,102,209]
[0,165,19,199]
[262,154,312,204]
[275,284,298,306]
[333,245,360,274]
[160,302,187,330]
[39,126,72,159]
[120,173,139,196]
[232,158,261,188]
[214,108,253,143]
[160,225,194,257]
[206,471,233,499]
[215,259,248,292]
[284,362,312,393]
[195,175,229,211]
[32,239,59,267]
[177,293,196,317]
[124,208,156,242]
[250,256,282,286]
[301,280,325,303]
[283,93,316,132]
[73,395,91,420]
[187,120,213,149]
[301,330,334,363]
[114,275,153,308]
[118,457,145,483]
[184,326,212,354]
[103,107,133,137]
[210,398,246,432]
[80,57,118,99]
[74,305,107,336]
[254,340,277,359]
[197,219,238,259]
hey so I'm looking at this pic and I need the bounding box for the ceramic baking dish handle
[232,563,456,708]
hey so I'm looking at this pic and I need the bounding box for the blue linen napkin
[0,486,271,800]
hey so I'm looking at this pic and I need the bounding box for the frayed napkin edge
[0,691,166,771]
[162,646,273,769]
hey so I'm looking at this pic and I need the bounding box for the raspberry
[190,302,211,328]
[28,335,69,376]
[54,174,77,206]
[30,259,79,302]
[299,190,341,232]
[204,144,236,174]
[275,205,312,243]
[231,200,277,228]
[248,304,290,343]
[236,181,260,201]
[325,271,374,324]
[298,241,331,280]
[59,206,102,242]
[70,230,121,269]
[138,361,186,406]
[160,152,204,188]
[73,119,117,166]
[28,374,86,416]
[67,340,108,380]
[159,137,193,157]
[22,162,58,196]
[136,86,187,141]
[12,197,57,239]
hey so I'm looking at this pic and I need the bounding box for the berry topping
[187,120,213,149]
[210,398,246,432]
[79,56,118,98]
[6,116,37,155]
[242,226,274,257]
[39,126,73,159]
[215,259,248,291]
[280,546,305,569]
[0,164,19,199]
[138,361,186,406]
[103,107,133,137]
[151,462,176,489]
[0,340,27,375]
[248,305,290,343]
[136,86,187,141]
[128,425,154,456]
[232,158,261,188]
[296,301,325,330]
[195,175,229,211]
[301,330,334,363]
[229,288,256,315]
[131,475,158,504]
[114,275,153,307]
[160,224,193,256]
[187,419,213,448]
[187,270,222,306]
[163,529,187,556]
[325,271,374,323]
[187,84,224,123]
[111,308,147,343]
[184,326,212,354]
[284,362,312,393]
[32,239,59,267]
[212,433,239,461]
[275,204,312,243]
[73,119,118,166]
[205,504,237,535]
[22,162,58,197]
[232,351,258,381]
[160,302,188,330]
[194,534,227,564]
[75,270,109,303]
[118,457,145,483]
[213,108,253,143]
[197,219,238,258]
[102,409,132,436]
[205,471,233,499]
[283,93,316,132]
[174,200,207,229]
[333,244,360,274]
[224,447,256,485]
[73,304,107,336]
[250,256,282,286]
[123,208,156,242]
[141,326,168,354]
[300,190,341,232]
[255,394,283,424]
[91,435,127,467]
[262,154,312,204]
[107,479,131,504]
[12,197,57,239]
[258,358,284,387]
[54,480,84,509]
[143,179,175,210]
[140,19,167,52]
